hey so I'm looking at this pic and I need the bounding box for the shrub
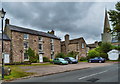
[43,57,49,62]
[80,57,87,61]
[87,49,100,59]
[49,59,53,63]
[99,53,108,60]
[66,51,78,58]
[56,53,65,58]
[100,42,113,53]
[26,48,39,63]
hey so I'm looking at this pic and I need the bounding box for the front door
[39,54,43,63]
[4,54,10,63]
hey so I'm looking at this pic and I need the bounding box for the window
[24,42,29,49]
[51,54,54,60]
[24,34,29,39]
[24,53,29,61]
[39,36,43,41]
[82,43,84,48]
[50,39,54,43]
[39,44,43,51]
[51,44,54,51]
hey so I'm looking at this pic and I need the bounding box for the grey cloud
[2,2,112,43]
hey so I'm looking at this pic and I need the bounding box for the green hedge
[56,53,65,58]
[43,57,49,62]
[80,57,87,61]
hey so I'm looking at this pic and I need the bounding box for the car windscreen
[69,57,75,60]
[59,58,65,61]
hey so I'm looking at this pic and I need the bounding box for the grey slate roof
[0,33,11,41]
[7,24,60,40]
[87,44,96,48]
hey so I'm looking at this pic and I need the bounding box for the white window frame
[24,42,29,49]
[24,52,29,61]
[24,34,29,39]
[39,43,43,52]
[38,36,43,42]
[51,43,54,51]
[82,43,84,48]
[50,38,54,43]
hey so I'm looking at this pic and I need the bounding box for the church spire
[103,9,111,33]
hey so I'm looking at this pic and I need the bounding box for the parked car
[64,57,78,64]
[53,58,68,65]
[88,57,106,63]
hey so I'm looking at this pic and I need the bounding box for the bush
[87,49,100,59]
[26,48,39,63]
[43,57,49,62]
[80,57,87,61]
[66,51,78,58]
[49,59,53,63]
[56,53,65,58]
[100,42,113,53]
[100,53,108,60]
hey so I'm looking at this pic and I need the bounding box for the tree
[26,48,39,63]
[87,49,100,59]
[100,42,112,53]
[108,1,120,41]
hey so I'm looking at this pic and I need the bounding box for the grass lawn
[78,60,88,62]
[106,60,120,62]
[4,65,34,81]
[4,62,53,81]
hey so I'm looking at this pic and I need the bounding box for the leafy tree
[100,42,112,53]
[26,48,39,63]
[108,1,120,41]
[87,49,100,59]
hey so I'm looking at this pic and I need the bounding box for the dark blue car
[64,57,78,64]
[88,57,106,63]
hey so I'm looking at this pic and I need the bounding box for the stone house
[0,33,11,63]
[3,18,61,63]
[61,34,87,59]
[86,41,99,52]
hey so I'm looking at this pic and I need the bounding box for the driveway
[18,62,115,79]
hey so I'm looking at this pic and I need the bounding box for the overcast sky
[1,1,117,44]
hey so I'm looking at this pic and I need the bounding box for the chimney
[65,34,69,54]
[51,30,54,35]
[48,30,55,35]
[5,18,10,25]
[94,41,98,46]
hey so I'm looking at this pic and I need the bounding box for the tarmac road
[3,63,119,84]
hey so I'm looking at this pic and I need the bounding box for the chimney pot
[5,18,10,25]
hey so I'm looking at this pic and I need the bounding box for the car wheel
[70,62,72,64]
[60,62,62,65]
[99,60,102,63]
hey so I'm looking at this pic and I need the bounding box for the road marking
[78,70,108,80]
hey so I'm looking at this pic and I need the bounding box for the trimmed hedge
[80,57,87,61]
[43,57,49,62]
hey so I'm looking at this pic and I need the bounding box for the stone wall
[61,37,87,59]
[11,31,61,62]
[11,31,24,62]
[0,40,11,63]
[54,39,61,57]
[68,44,78,52]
